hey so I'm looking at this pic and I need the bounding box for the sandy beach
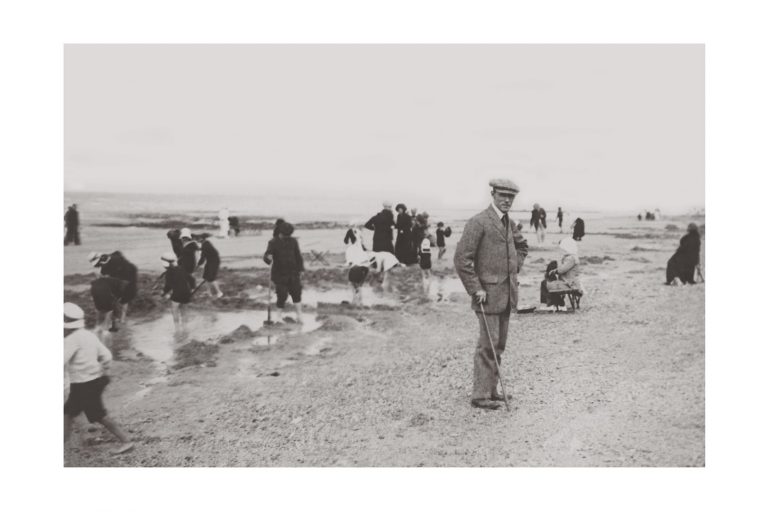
[63,213,704,467]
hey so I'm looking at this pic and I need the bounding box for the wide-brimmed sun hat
[64,302,85,329]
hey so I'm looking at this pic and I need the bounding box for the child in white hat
[64,302,134,455]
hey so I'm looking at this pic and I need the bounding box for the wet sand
[63,215,704,466]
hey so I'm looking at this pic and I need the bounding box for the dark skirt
[203,260,220,281]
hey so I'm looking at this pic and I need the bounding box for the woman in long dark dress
[666,223,701,285]
[394,203,416,264]
[364,203,396,253]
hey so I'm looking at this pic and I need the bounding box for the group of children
[346,202,454,302]
[161,228,224,328]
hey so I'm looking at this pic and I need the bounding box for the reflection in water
[123,310,321,363]
[245,286,399,307]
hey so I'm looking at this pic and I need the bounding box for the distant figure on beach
[218,207,229,238]
[645,211,655,221]
[638,213,642,221]
[418,228,435,294]
[161,252,195,330]
[394,203,416,265]
[196,234,224,298]
[228,216,240,236]
[89,251,138,324]
[365,202,396,253]
[455,179,528,411]
[571,217,585,241]
[178,228,199,276]
[344,223,369,267]
[64,302,134,455]
[665,223,701,285]
[436,222,452,260]
[343,222,366,249]
[654,208,662,221]
[556,207,564,233]
[530,203,547,244]
[263,222,304,323]
[411,211,430,253]
[64,204,81,246]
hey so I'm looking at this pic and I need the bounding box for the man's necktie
[501,213,509,229]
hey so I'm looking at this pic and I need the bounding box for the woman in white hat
[64,302,134,455]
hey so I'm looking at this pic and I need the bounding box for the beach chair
[307,250,330,266]
[547,289,582,311]
[545,280,582,312]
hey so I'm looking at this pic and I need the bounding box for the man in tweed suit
[454,179,528,410]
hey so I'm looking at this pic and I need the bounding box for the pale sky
[64,45,703,213]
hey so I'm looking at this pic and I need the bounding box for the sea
[63,191,616,227]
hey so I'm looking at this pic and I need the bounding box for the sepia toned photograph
[63,44,704,467]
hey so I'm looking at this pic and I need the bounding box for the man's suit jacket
[454,205,529,314]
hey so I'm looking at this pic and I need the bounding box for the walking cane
[478,301,511,412]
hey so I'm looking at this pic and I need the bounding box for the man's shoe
[471,399,501,410]
[490,393,513,402]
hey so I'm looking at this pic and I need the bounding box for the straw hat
[64,302,85,329]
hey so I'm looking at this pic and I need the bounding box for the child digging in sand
[348,257,374,307]
[64,302,134,455]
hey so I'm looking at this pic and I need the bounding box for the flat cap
[489,179,520,194]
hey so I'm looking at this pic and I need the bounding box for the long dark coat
[395,213,416,264]
[666,232,701,284]
[364,209,395,253]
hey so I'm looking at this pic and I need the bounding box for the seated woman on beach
[665,223,701,285]
[540,238,582,310]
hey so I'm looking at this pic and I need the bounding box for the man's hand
[474,290,487,304]
[163,293,171,300]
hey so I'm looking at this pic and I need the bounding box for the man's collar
[490,202,506,219]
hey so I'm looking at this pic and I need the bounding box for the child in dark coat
[263,222,304,323]
[196,234,224,298]
[160,252,195,330]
